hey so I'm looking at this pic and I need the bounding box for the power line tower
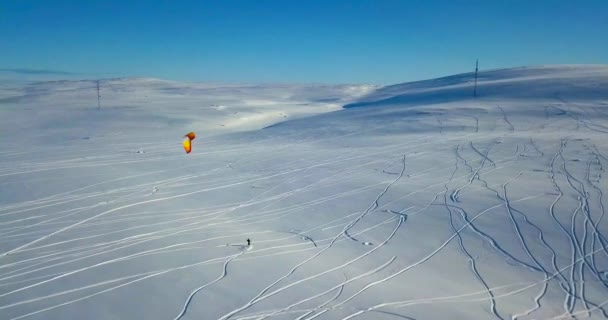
[96,80,101,109]
[473,59,479,98]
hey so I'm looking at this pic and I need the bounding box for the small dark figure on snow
[247,238,251,246]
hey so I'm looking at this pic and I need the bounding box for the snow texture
[1,65,608,319]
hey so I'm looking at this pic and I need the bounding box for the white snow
[1,65,608,320]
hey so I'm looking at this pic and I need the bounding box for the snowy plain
[1,65,608,319]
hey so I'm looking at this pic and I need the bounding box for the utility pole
[96,80,101,109]
[473,59,479,98]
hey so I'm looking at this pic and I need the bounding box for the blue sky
[1,0,607,84]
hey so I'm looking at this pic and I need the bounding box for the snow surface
[1,65,608,320]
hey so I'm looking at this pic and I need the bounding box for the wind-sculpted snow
[1,65,608,319]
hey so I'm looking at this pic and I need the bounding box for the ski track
[497,105,515,132]
[173,250,245,320]
[443,152,502,319]
[234,258,394,320]
[338,244,608,320]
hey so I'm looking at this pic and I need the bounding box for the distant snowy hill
[0,77,377,133]
[346,65,608,107]
[1,65,607,320]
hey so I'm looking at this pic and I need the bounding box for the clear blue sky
[1,0,607,84]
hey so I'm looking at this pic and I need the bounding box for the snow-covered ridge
[345,65,608,108]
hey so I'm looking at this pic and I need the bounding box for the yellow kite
[183,131,196,154]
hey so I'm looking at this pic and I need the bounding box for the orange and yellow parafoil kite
[183,131,196,154]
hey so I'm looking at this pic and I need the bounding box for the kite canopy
[183,138,192,153]
[183,131,196,154]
